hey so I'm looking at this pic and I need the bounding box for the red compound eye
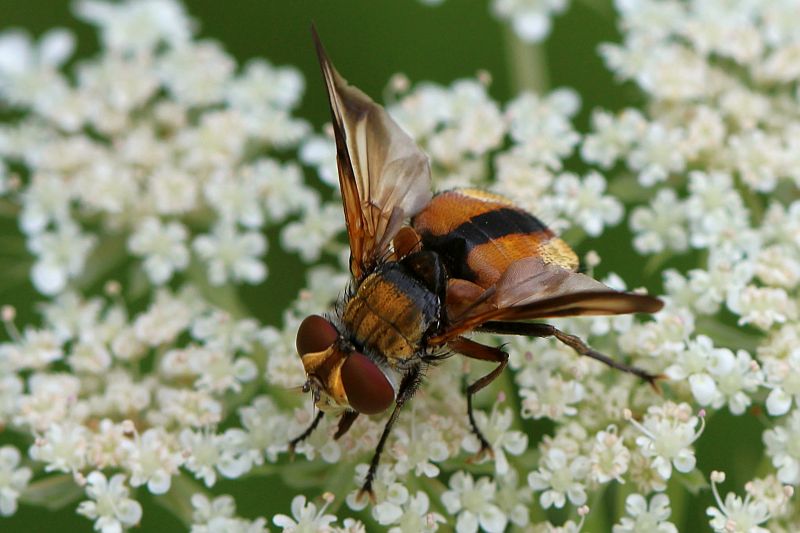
[296,315,338,356]
[341,352,394,415]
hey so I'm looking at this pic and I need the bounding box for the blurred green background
[0,0,765,531]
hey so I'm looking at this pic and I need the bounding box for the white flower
[613,493,677,533]
[28,221,96,295]
[619,307,694,359]
[665,335,729,407]
[20,173,72,235]
[491,0,569,42]
[128,217,190,284]
[187,346,258,394]
[180,428,252,487]
[376,490,445,533]
[630,189,689,254]
[133,288,196,346]
[237,396,292,464]
[273,493,337,532]
[190,310,259,353]
[29,422,89,473]
[204,170,266,229]
[5,327,63,370]
[755,244,800,288]
[76,472,143,533]
[528,447,590,509]
[226,59,303,112]
[588,425,630,484]
[625,403,705,480]
[158,41,233,106]
[280,201,344,263]
[706,471,770,533]
[151,388,222,428]
[763,410,800,485]
[441,471,507,533]
[745,475,794,518]
[148,167,198,215]
[191,493,268,533]
[581,108,645,168]
[553,171,622,236]
[14,373,81,432]
[505,90,580,170]
[193,222,267,286]
[299,135,337,187]
[684,171,749,250]
[123,427,182,494]
[391,424,450,478]
[518,370,585,420]
[626,122,686,187]
[461,404,527,475]
[0,446,32,516]
[728,285,797,331]
[0,28,74,77]
[75,0,191,53]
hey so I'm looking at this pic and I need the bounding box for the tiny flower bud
[585,250,601,268]
[389,73,410,93]
[104,280,121,296]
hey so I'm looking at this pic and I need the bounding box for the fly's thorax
[342,262,440,363]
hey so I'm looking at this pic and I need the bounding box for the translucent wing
[430,257,663,344]
[313,27,432,279]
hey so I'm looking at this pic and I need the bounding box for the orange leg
[447,336,508,455]
[477,321,661,387]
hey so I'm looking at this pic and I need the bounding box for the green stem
[156,474,207,527]
[695,317,760,354]
[503,23,549,95]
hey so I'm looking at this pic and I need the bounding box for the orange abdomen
[412,189,578,288]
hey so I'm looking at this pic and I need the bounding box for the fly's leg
[288,410,325,458]
[359,366,421,501]
[334,410,359,439]
[477,321,661,387]
[447,336,508,459]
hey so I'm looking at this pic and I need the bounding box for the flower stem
[503,24,549,95]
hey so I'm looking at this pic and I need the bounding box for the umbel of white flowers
[0,0,799,532]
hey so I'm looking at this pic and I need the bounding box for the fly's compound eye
[341,352,395,415]
[296,315,338,356]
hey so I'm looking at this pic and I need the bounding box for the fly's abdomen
[343,263,439,361]
[412,189,579,288]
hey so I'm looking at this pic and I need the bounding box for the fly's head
[296,315,397,415]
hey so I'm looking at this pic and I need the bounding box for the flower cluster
[0,0,336,297]
[2,0,800,532]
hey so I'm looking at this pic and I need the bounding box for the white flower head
[0,446,32,516]
[706,471,771,533]
[624,402,705,480]
[128,217,190,285]
[191,493,268,533]
[528,447,590,509]
[461,403,527,475]
[613,493,677,533]
[76,472,143,533]
[764,410,800,485]
[441,471,507,533]
[75,0,192,53]
[194,222,267,286]
[273,493,337,532]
